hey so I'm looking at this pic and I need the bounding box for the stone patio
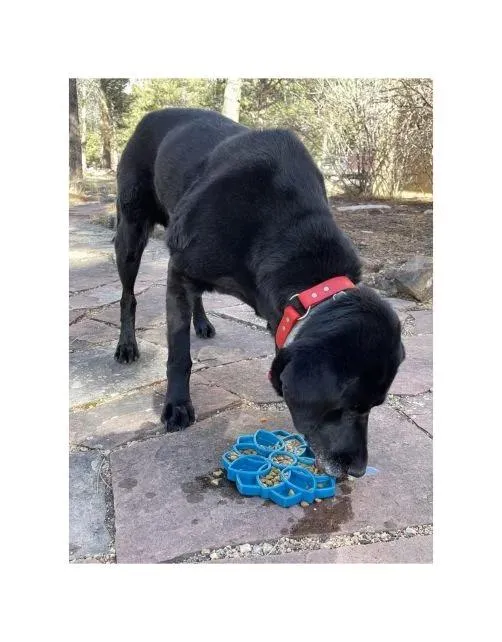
[69,203,433,564]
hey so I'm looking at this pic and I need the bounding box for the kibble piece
[315,498,322,503]
[210,479,220,486]
[212,469,223,477]
[300,501,309,507]
[288,489,295,496]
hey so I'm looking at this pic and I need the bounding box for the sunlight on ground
[396,190,433,202]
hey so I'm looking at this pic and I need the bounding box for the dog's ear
[269,347,292,397]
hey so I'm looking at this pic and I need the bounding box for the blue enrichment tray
[220,429,336,507]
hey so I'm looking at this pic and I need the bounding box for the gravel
[178,524,433,563]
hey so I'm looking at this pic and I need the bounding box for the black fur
[114,108,405,478]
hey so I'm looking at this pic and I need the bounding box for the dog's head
[270,286,405,478]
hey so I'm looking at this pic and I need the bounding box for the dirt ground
[330,196,433,271]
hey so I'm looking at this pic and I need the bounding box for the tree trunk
[69,79,83,182]
[222,78,242,122]
[79,81,87,171]
[99,89,115,170]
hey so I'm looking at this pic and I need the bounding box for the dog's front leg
[162,263,195,432]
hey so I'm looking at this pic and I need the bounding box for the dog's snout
[346,464,366,478]
[323,451,367,480]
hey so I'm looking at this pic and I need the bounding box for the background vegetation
[69,78,432,198]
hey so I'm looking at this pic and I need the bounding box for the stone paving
[69,203,433,564]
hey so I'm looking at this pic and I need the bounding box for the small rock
[201,549,210,555]
[209,551,219,560]
[405,526,417,535]
[239,543,252,554]
[252,545,263,555]
[394,256,433,302]
[300,501,309,508]
[262,543,273,554]
[314,498,322,503]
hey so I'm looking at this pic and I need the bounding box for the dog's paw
[194,319,216,339]
[114,340,139,364]
[162,399,195,432]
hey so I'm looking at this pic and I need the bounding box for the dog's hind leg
[192,295,216,338]
[114,203,151,363]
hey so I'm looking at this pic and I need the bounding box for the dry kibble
[274,455,293,466]
[212,469,223,477]
[210,478,220,486]
[315,498,322,503]
[300,501,309,508]
[284,438,303,454]
[261,467,282,486]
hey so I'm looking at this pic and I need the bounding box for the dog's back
[117,108,244,226]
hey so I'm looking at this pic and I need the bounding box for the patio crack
[164,523,433,563]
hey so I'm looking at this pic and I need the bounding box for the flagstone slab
[91,285,166,329]
[390,334,432,396]
[197,357,279,403]
[69,339,167,408]
[69,319,121,347]
[69,451,111,559]
[69,258,119,293]
[70,377,241,450]
[69,283,123,311]
[410,310,433,335]
[138,316,274,370]
[69,309,86,325]
[199,292,242,310]
[111,403,432,563]
[394,392,433,435]
[215,304,268,329]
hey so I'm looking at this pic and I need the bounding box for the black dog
[114,108,405,478]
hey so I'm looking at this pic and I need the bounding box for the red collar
[275,276,356,349]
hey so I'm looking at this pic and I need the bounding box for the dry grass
[69,169,116,205]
